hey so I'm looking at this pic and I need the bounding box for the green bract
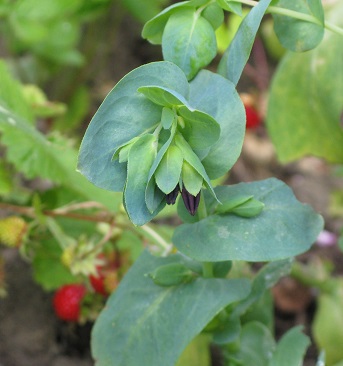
[78,61,245,225]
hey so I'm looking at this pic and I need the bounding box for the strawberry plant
[0,0,342,365]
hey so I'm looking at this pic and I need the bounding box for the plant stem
[140,224,172,252]
[231,0,343,36]
[202,262,214,278]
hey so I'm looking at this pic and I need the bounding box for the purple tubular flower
[181,188,200,216]
[166,185,180,205]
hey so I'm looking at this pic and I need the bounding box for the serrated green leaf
[78,61,189,192]
[272,0,324,52]
[124,134,162,225]
[162,9,217,80]
[173,178,323,262]
[266,5,343,163]
[188,70,245,178]
[91,251,251,366]
[155,144,183,194]
[142,1,193,44]
[218,0,272,85]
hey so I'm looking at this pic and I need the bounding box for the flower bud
[181,188,201,216]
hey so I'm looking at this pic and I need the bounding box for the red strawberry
[245,104,261,129]
[53,284,86,322]
[89,271,107,296]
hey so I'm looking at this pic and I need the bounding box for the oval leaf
[173,178,323,262]
[78,61,189,192]
[162,9,217,80]
[91,251,251,366]
[273,0,324,52]
[189,70,245,178]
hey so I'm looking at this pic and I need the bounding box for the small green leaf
[202,3,224,30]
[142,2,193,44]
[216,194,254,214]
[155,144,183,194]
[182,160,203,196]
[148,262,195,286]
[216,0,243,16]
[162,9,217,80]
[269,326,310,366]
[230,198,265,218]
[175,133,217,200]
[91,251,251,366]
[138,85,188,107]
[218,0,272,85]
[124,134,162,225]
[178,105,221,150]
[273,0,324,52]
[161,107,176,129]
[233,322,276,366]
[173,178,323,262]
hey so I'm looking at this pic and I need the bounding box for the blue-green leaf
[216,0,243,16]
[78,61,189,192]
[91,251,251,366]
[218,0,272,85]
[155,144,183,194]
[124,134,163,225]
[272,0,324,52]
[189,70,245,178]
[142,1,193,44]
[173,178,323,262]
[162,9,217,80]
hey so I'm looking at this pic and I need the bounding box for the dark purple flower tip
[166,185,180,205]
[181,188,200,216]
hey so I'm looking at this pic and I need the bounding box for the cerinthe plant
[77,0,341,365]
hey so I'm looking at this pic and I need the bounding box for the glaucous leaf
[266,4,343,163]
[142,1,193,44]
[188,70,245,178]
[78,61,189,191]
[272,0,324,52]
[91,251,251,366]
[137,85,188,107]
[124,134,161,225]
[173,178,323,262]
[182,160,203,196]
[218,0,272,85]
[155,144,183,194]
[162,9,217,80]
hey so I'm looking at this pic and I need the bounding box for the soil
[1,4,343,366]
